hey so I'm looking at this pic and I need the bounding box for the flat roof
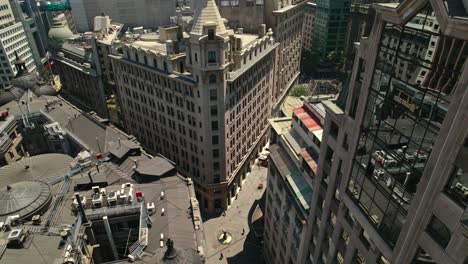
[97,23,123,45]
[235,33,259,48]
[130,37,168,54]
[269,117,292,135]
[270,144,313,216]
[0,94,134,154]
[293,106,323,135]
[0,157,204,264]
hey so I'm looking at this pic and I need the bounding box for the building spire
[190,0,227,36]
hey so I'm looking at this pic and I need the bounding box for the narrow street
[204,164,268,264]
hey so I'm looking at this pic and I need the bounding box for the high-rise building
[68,0,176,32]
[218,0,305,103]
[312,0,351,57]
[110,0,279,213]
[51,15,123,119]
[217,0,265,33]
[264,0,305,104]
[0,0,36,88]
[342,0,399,71]
[296,0,468,263]
[264,100,324,263]
[302,2,317,52]
[8,0,49,65]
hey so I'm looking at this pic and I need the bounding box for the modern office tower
[296,0,468,263]
[217,0,265,33]
[8,0,49,65]
[312,0,351,58]
[302,2,317,52]
[264,100,324,263]
[342,0,399,72]
[110,0,278,213]
[0,0,35,88]
[68,0,176,32]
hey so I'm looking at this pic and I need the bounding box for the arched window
[209,74,216,84]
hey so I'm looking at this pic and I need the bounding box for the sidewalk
[204,164,268,264]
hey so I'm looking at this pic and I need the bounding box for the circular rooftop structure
[49,25,74,40]
[0,153,73,187]
[0,181,52,220]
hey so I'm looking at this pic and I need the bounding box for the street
[204,164,268,264]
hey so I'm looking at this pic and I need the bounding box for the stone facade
[297,1,468,263]
[264,101,324,263]
[302,2,316,52]
[0,0,35,89]
[110,0,279,214]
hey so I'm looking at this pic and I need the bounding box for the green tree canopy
[290,85,308,97]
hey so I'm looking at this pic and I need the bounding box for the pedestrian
[220,252,224,260]
[241,228,245,235]
[222,210,226,217]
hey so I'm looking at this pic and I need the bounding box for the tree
[327,51,344,72]
[37,65,52,82]
[290,85,308,97]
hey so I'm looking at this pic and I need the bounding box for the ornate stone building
[110,0,279,213]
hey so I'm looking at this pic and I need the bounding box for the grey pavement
[204,164,268,264]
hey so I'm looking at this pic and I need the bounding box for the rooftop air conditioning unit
[119,194,127,204]
[108,191,117,206]
[92,186,100,194]
[7,228,23,241]
[92,193,103,208]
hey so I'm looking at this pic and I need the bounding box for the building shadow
[226,191,266,264]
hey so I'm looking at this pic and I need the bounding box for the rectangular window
[212,135,219,145]
[325,146,334,164]
[445,166,467,208]
[210,89,217,101]
[343,133,349,150]
[208,51,216,63]
[426,216,451,248]
[330,121,339,139]
[211,121,218,131]
[220,0,229,6]
[208,29,214,40]
[211,106,217,116]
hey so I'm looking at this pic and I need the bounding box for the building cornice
[373,0,468,40]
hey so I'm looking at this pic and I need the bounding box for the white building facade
[0,0,35,88]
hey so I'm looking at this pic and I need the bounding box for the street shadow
[226,191,267,264]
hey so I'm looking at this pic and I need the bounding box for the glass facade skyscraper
[347,4,466,247]
[312,0,351,57]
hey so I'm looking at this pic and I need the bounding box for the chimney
[88,171,93,184]
[236,37,242,51]
[75,193,88,223]
[258,24,266,38]
[166,40,174,55]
